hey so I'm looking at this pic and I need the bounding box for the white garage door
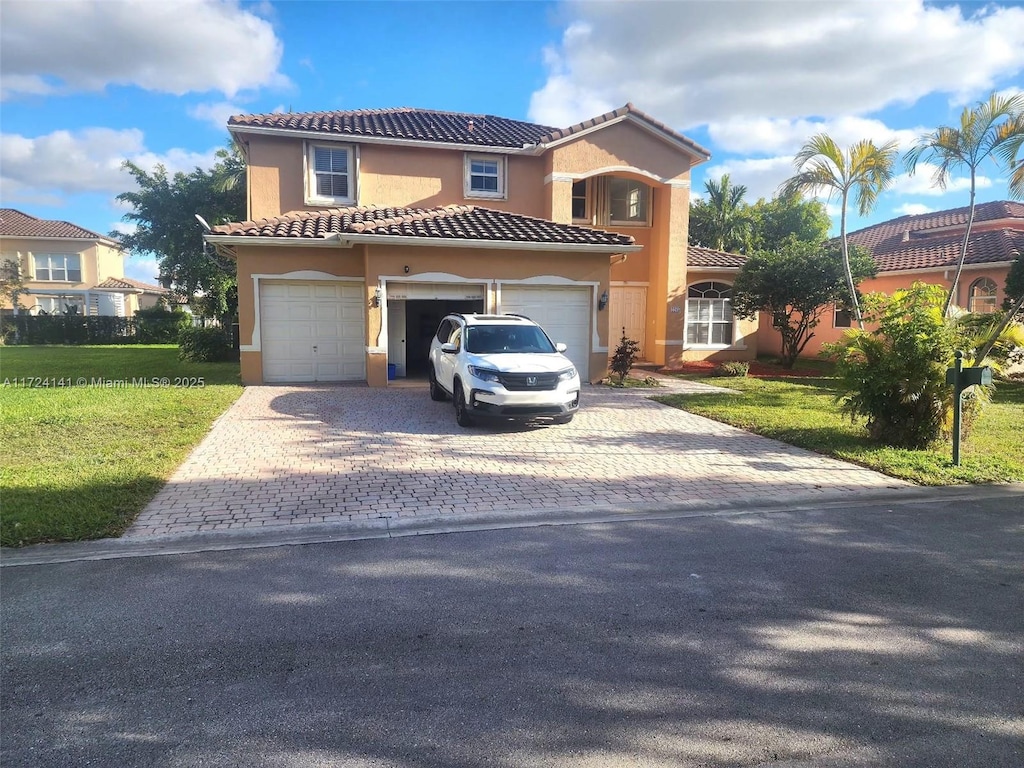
[500,285,591,379]
[260,281,366,383]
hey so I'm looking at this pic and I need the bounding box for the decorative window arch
[967,277,998,314]
[686,281,734,346]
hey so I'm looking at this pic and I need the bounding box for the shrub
[178,326,234,362]
[609,329,641,384]
[134,306,193,343]
[823,283,991,449]
[714,361,749,377]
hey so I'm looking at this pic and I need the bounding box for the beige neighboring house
[208,104,760,386]
[0,208,168,317]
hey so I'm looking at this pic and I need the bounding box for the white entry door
[500,285,591,379]
[260,281,366,383]
[609,286,647,356]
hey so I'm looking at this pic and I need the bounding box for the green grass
[1,345,242,547]
[655,375,1024,485]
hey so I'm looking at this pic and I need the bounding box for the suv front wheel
[453,382,475,427]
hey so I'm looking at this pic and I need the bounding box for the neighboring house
[759,200,1024,358]
[208,103,759,386]
[0,209,168,316]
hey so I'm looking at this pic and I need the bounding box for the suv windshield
[465,325,556,354]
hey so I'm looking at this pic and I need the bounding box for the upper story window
[686,281,734,346]
[33,254,81,282]
[834,307,853,328]
[967,277,998,314]
[465,154,506,199]
[609,178,650,225]
[307,143,355,205]
[572,180,589,222]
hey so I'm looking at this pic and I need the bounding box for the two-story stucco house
[0,208,168,316]
[207,104,758,386]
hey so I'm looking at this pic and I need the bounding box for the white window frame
[685,281,735,348]
[464,153,506,200]
[608,177,652,226]
[35,295,86,315]
[33,253,82,283]
[305,142,356,206]
[967,277,999,314]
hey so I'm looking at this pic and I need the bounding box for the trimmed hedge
[1,311,197,346]
[178,326,236,362]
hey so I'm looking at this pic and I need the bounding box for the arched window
[967,277,998,314]
[686,281,733,345]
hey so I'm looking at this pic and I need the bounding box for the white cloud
[707,116,924,157]
[894,203,936,216]
[188,101,245,130]
[1,0,287,101]
[699,156,798,203]
[110,222,138,237]
[0,128,222,201]
[124,256,161,284]
[891,164,994,196]
[529,1,1024,128]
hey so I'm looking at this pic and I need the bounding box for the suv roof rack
[503,313,533,321]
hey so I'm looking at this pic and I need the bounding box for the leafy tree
[904,92,1024,316]
[746,191,831,252]
[688,174,751,252]
[114,146,245,319]
[732,241,875,368]
[0,258,27,310]
[781,135,898,330]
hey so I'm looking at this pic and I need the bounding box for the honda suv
[428,313,581,427]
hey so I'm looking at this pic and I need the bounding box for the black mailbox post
[945,351,993,466]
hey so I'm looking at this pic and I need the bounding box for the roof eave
[228,124,532,155]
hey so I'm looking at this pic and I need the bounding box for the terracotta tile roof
[538,103,711,159]
[687,246,747,269]
[227,104,711,158]
[229,107,557,149]
[848,200,1024,272]
[95,276,169,293]
[0,208,117,243]
[210,205,636,248]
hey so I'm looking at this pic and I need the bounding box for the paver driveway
[127,382,910,537]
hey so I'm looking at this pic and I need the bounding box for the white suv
[428,313,581,427]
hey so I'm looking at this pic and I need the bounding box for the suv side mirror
[555,342,567,353]
[441,342,457,354]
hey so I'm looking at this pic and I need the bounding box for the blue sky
[2,0,1023,283]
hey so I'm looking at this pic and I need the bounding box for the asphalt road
[2,491,1022,767]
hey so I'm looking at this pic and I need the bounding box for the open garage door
[260,281,366,383]
[500,285,591,379]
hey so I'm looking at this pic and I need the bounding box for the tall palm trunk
[839,190,865,330]
[942,174,977,317]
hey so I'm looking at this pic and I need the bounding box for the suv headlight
[557,366,578,382]
[468,365,502,383]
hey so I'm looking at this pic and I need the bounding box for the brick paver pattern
[127,382,909,537]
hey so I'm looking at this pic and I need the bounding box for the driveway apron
[127,383,910,537]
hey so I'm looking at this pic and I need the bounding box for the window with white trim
[833,307,853,328]
[571,179,589,222]
[35,296,85,315]
[967,277,998,314]
[686,281,734,346]
[465,154,505,198]
[307,143,354,204]
[33,254,82,282]
[609,178,650,225]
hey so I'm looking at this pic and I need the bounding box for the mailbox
[945,365,993,387]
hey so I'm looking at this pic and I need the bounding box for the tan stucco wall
[243,134,547,220]
[233,242,611,386]
[547,121,693,182]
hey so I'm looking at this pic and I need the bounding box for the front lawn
[655,374,1024,485]
[0,345,242,547]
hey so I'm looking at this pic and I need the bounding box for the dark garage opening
[405,299,483,376]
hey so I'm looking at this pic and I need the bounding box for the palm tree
[781,135,899,329]
[703,174,750,252]
[904,92,1024,316]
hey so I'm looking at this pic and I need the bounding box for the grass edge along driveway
[655,373,1024,486]
[1,345,242,547]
